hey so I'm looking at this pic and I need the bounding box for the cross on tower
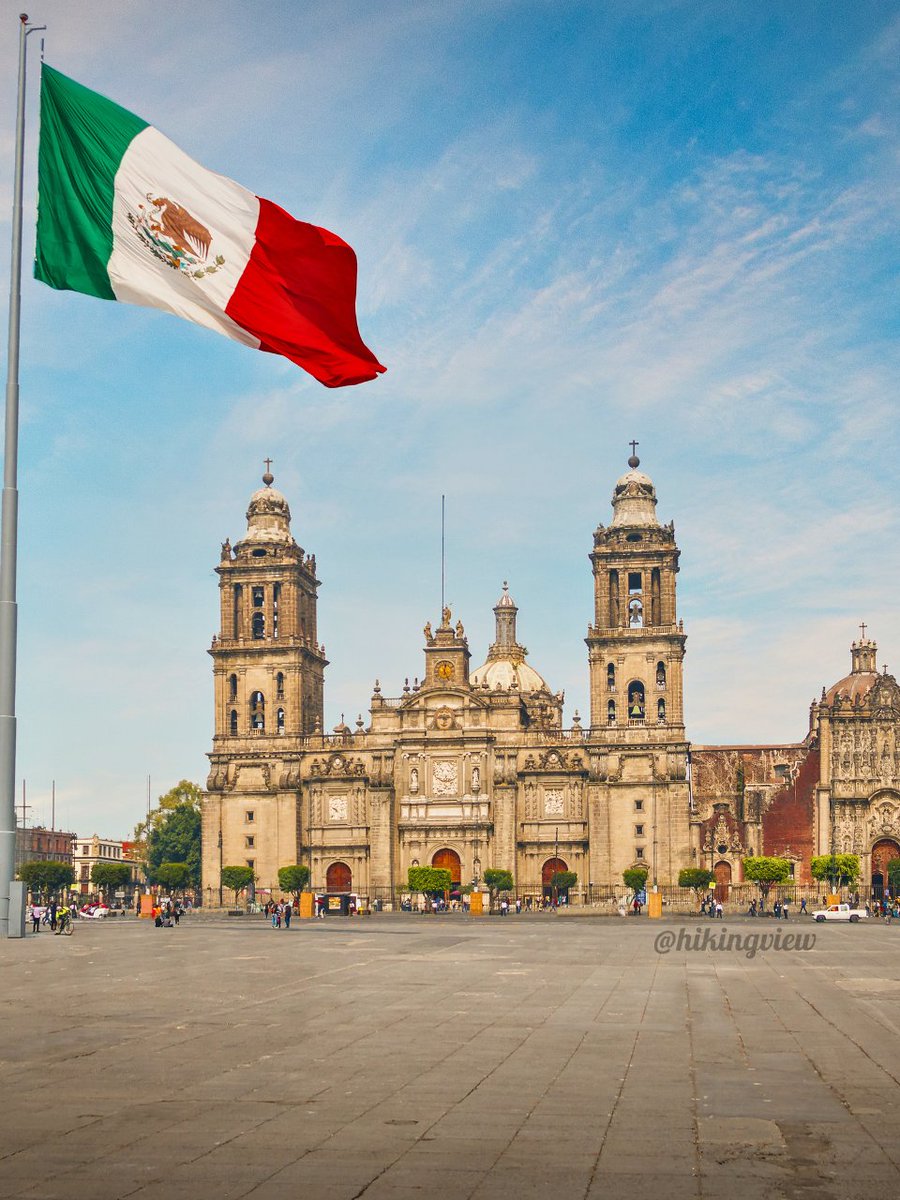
[860,621,867,640]
[629,440,639,457]
[264,458,273,474]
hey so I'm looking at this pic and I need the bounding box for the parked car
[812,903,867,923]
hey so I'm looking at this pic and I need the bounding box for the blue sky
[1,0,898,838]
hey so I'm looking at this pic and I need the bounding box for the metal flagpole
[1,14,44,937]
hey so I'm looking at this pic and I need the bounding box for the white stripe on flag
[108,127,260,347]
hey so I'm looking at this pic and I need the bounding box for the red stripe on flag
[226,197,385,388]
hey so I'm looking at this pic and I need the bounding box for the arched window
[276,672,285,698]
[229,709,238,735]
[628,682,645,722]
[229,674,237,701]
[656,661,666,688]
[252,611,265,640]
[628,598,643,628]
[607,699,616,725]
[657,698,666,723]
[273,583,280,638]
[277,707,285,733]
[250,691,265,731]
[607,663,616,691]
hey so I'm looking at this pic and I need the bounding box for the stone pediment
[309,753,366,779]
[521,747,585,774]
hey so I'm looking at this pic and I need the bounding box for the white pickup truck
[812,902,867,923]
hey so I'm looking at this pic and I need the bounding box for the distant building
[74,834,133,896]
[15,826,76,875]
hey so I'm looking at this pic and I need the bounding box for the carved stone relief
[432,760,458,797]
[544,788,565,817]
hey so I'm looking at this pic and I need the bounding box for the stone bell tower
[584,447,691,886]
[202,466,326,903]
[586,448,686,735]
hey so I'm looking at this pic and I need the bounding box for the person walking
[782,898,790,920]
[715,900,724,919]
[283,900,292,929]
[31,902,41,933]
[799,897,807,915]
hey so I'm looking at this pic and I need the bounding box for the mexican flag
[35,66,386,388]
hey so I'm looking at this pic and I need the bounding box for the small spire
[262,457,274,487]
[628,439,640,469]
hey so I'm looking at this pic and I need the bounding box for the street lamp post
[217,827,223,907]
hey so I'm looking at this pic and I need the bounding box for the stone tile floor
[2,913,899,1198]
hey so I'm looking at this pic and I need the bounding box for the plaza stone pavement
[2,917,900,1200]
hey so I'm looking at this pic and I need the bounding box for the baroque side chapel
[201,456,900,904]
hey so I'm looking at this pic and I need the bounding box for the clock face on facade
[436,660,454,681]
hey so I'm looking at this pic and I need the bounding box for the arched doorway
[326,861,352,893]
[714,860,732,903]
[542,856,568,899]
[431,848,461,884]
[871,839,900,899]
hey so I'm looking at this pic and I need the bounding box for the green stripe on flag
[35,66,148,300]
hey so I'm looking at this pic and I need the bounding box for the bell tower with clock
[422,606,471,688]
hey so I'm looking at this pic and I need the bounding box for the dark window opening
[252,548,266,557]
[252,611,265,640]
[607,663,616,691]
[276,672,285,698]
[252,586,264,608]
[277,707,285,733]
[628,681,645,721]
[656,661,666,688]
[626,533,642,542]
[628,572,642,594]
[229,709,238,735]
[635,825,644,836]
[250,691,265,731]
[229,674,238,700]
[635,800,644,811]
[607,699,616,725]
[273,584,280,639]
[636,847,644,859]
[658,698,666,722]
[609,570,620,627]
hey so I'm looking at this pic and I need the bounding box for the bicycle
[54,912,73,936]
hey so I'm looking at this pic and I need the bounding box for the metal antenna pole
[1,15,45,937]
[440,495,445,614]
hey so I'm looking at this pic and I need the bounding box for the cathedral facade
[200,458,900,904]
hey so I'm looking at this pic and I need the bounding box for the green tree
[623,867,649,893]
[278,864,310,898]
[742,856,792,904]
[678,868,714,904]
[482,868,514,897]
[408,866,452,903]
[886,859,900,894]
[90,862,132,897]
[678,868,715,895]
[18,860,76,898]
[810,854,860,888]
[551,870,577,894]
[154,862,192,894]
[221,865,255,906]
[133,780,203,878]
[147,802,202,888]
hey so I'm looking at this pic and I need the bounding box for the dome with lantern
[470,583,550,693]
